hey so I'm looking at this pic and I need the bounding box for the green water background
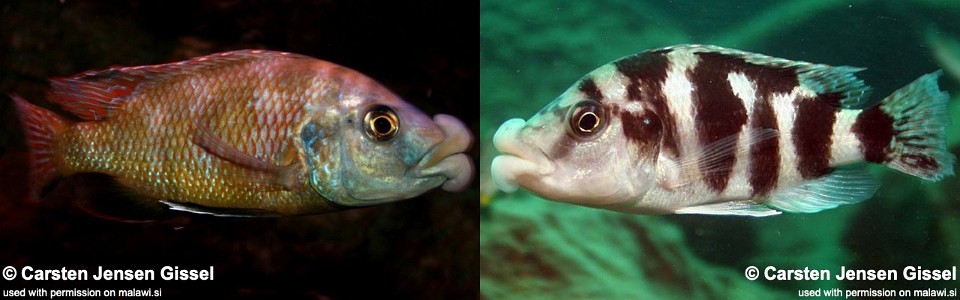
[481,1,960,298]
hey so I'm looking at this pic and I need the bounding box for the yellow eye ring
[364,105,399,141]
[568,101,605,138]
[577,111,600,133]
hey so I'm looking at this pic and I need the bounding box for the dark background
[0,1,478,298]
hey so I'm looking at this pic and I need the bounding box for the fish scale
[85,68,312,212]
[12,50,474,219]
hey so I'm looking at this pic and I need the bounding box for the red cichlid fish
[12,50,473,219]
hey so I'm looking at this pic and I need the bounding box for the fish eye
[363,105,399,141]
[568,101,605,138]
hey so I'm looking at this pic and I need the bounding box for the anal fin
[71,174,173,223]
[766,166,880,213]
[674,200,781,217]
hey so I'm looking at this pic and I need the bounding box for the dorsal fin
[664,44,873,108]
[796,65,873,108]
[47,50,311,121]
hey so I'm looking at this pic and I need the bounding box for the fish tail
[10,94,69,201]
[856,71,955,181]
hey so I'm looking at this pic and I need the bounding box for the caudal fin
[10,94,68,201]
[856,71,955,181]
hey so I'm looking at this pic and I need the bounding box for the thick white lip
[490,118,554,192]
[413,114,474,192]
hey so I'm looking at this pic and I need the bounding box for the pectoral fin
[191,122,302,190]
[674,166,879,217]
[656,128,779,190]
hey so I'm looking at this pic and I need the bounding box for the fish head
[491,73,663,206]
[301,67,473,207]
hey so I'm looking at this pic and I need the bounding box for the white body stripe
[727,72,757,115]
[589,64,628,103]
[661,49,699,161]
[640,49,714,209]
[829,109,864,166]
[722,72,758,198]
[771,88,803,193]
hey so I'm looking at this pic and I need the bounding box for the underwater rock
[480,195,786,299]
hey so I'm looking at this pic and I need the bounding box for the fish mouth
[412,114,474,192]
[490,118,555,193]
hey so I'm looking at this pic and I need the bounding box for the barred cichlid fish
[12,50,473,219]
[491,44,954,217]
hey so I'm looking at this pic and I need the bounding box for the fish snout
[415,114,474,191]
[490,118,554,193]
